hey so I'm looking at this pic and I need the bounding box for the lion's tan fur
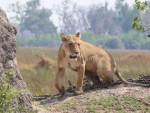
[55,32,137,95]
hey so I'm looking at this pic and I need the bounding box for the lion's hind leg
[96,68,114,88]
[85,71,101,85]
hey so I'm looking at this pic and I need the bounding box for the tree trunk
[0,9,33,112]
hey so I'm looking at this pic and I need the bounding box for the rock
[0,8,33,112]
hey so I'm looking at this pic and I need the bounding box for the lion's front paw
[75,89,83,95]
[55,84,65,95]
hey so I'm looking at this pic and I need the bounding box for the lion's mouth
[69,55,77,59]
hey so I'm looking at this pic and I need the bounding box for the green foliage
[81,30,149,49]
[132,0,149,31]
[132,16,144,31]
[10,0,150,48]
[97,34,112,47]
[0,70,32,113]
[81,31,99,44]
[0,76,30,113]
[116,2,139,33]
[88,4,120,35]
[119,30,145,49]
[88,1,139,35]
[141,39,150,49]
[4,70,13,76]
[0,76,16,112]
[22,8,57,37]
[135,0,148,11]
[104,38,124,49]
[26,0,40,11]
[17,34,60,47]
[12,0,58,47]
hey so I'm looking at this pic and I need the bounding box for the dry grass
[16,48,150,95]
[35,56,56,69]
[108,49,150,78]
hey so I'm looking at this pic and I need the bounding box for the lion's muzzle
[70,55,77,59]
[69,51,79,59]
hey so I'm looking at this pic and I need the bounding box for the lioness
[55,32,143,95]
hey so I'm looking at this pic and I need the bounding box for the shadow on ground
[33,75,150,105]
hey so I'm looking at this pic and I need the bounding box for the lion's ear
[60,33,67,41]
[75,32,81,39]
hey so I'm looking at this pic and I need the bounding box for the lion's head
[60,32,81,59]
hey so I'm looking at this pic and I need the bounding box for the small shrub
[0,71,32,113]
[0,76,25,112]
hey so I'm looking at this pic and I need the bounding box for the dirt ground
[32,84,150,113]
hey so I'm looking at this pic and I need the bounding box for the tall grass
[17,48,150,95]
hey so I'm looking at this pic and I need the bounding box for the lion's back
[80,40,116,72]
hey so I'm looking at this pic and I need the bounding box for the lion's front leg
[55,67,65,95]
[75,64,85,95]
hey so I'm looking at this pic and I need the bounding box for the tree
[87,3,122,35]
[55,0,89,33]
[141,40,150,49]
[81,31,98,44]
[119,30,145,49]
[104,38,124,49]
[115,1,138,33]
[21,0,57,38]
[10,0,59,47]
[22,8,57,38]
[132,0,150,33]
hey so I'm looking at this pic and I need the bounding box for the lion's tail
[106,49,147,87]
[115,69,148,87]
[115,69,129,84]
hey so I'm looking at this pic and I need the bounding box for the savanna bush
[0,71,32,113]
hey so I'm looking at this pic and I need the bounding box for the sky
[0,0,135,25]
[0,0,135,15]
